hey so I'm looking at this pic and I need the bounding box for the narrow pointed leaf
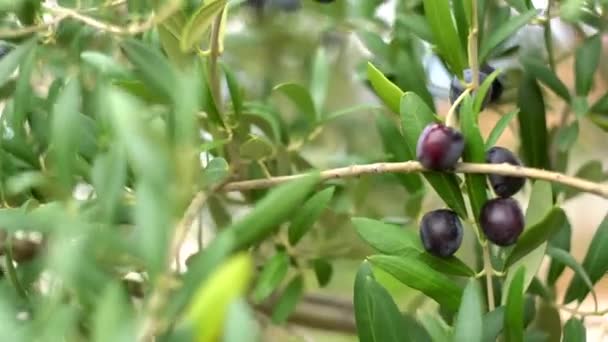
[367,62,403,114]
[521,57,571,101]
[180,0,227,52]
[453,280,483,342]
[252,252,289,303]
[575,35,602,96]
[546,246,597,306]
[288,186,335,245]
[271,275,304,324]
[563,317,586,342]
[479,9,537,62]
[273,83,317,122]
[505,267,525,342]
[422,0,466,74]
[485,110,517,148]
[517,76,549,169]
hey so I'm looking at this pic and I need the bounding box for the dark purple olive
[480,198,525,246]
[449,68,493,111]
[314,0,335,3]
[416,123,465,170]
[480,64,504,103]
[486,146,525,198]
[420,209,463,258]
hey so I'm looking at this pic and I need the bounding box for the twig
[483,244,495,311]
[0,15,67,39]
[446,88,471,127]
[221,161,608,198]
[469,0,480,88]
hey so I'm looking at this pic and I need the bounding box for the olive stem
[483,244,495,311]
[468,0,480,88]
[217,161,608,199]
[445,88,471,128]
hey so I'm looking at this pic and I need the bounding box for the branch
[220,161,608,198]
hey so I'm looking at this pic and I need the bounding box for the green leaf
[81,51,134,79]
[312,258,333,287]
[288,187,334,245]
[395,14,434,43]
[180,0,227,52]
[564,160,608,199]
[92,283,135,342]
[238,135,274,160]
[521,57,571,101]
[91,147,127,222]
[208,196,231,228]
[12,44,36,132]
[352,217,419,255]
[230,172,320,250]
[453,279,483,342]
[505,267,525,342]
[564,213,608,303]
[502,181,553,303]
[368,254,463,312]
[532,302,561,342]
[485,110,517,148]
[201,157,230,188]
[555,121,579,152]
[546,217,572,285]
[0,38,36,87]
[400,92,468,218]
[422,0,466,75]
[121,39,177,102]
[366,62,403,114]
[453,0,469,52]
[252,252,289,303]
[504,207,567,268]
[419,312,452,342]
[473,68,501,113]
[271,275,304,324]
[590,92,608,114]
[223,299,260,342]
[273,83,317,122]
[517,76,549,169]
[221,62,243,117]
[460,97,488,220]
[353,262,410,342]
[310,47,329,112]
[546,247,596,306]
[479,9,537,63]
[575,35,602,96]
[482,307,505,342]
[376,115,424,193]
[563,317,586,342]
[186,253,253,342]
[51,78,81,193]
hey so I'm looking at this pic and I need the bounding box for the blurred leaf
[367,62,403,114]
[376,114,425,193]
[505,267,525,342]
[368,254,463,312]
[564,213,608,304]
[12,44,36,132]
[312,258,333,287]
[531,301,561,342]
[0,38,36,87]
[590,92,608,114]
[400,92,468,218]
[564,161,608,199]
[460,97,488,220]
[575,35,601,96]
[221,62,243,117]
[271,275,303,324]
[453,0,469,52]
[572,96,589,119]
[230,173,320,250]
[187,253,252,342]
[503,181,553,303]
[239,135,274,160]
[252,252,289,303]
[310,47,329,112]
[51,78,81,193]
[223,299,260,342]
[563,317,586,342]
[288,186,334,245]
[547,246,596,305]
[479,9,537,63]
[323,103,380,123]
[91,147,127,221]
[453,279,483,342]
[273,83,317,122]
[201,157,230,188]
[422,0,466,75]
[504,207,567,268]
[395,14,434,43]
[5,171,46,196]
[208,196,231,228]
[419,312,452,341]
[517,76,549,169]
[473,68,501,113]
[505,0,530,13]
[521,57,570,101]
[353,262,410,342]
[546,217,572,285]
[121,39,178,102]
[180,0,227,52]
[556,121,579,152]
[92,283,135,342]
[485,110,517,148]
[482,307,505,342]
[81,51,134,79]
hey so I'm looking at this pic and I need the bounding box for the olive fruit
[416,123,465,170]
[449,68,492,111]
[0,45,10,60]
[481,64,504,103]
[420,209,463,258]
[314,0,335,3]
[480,198,525,246]
[486,146,525,197]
